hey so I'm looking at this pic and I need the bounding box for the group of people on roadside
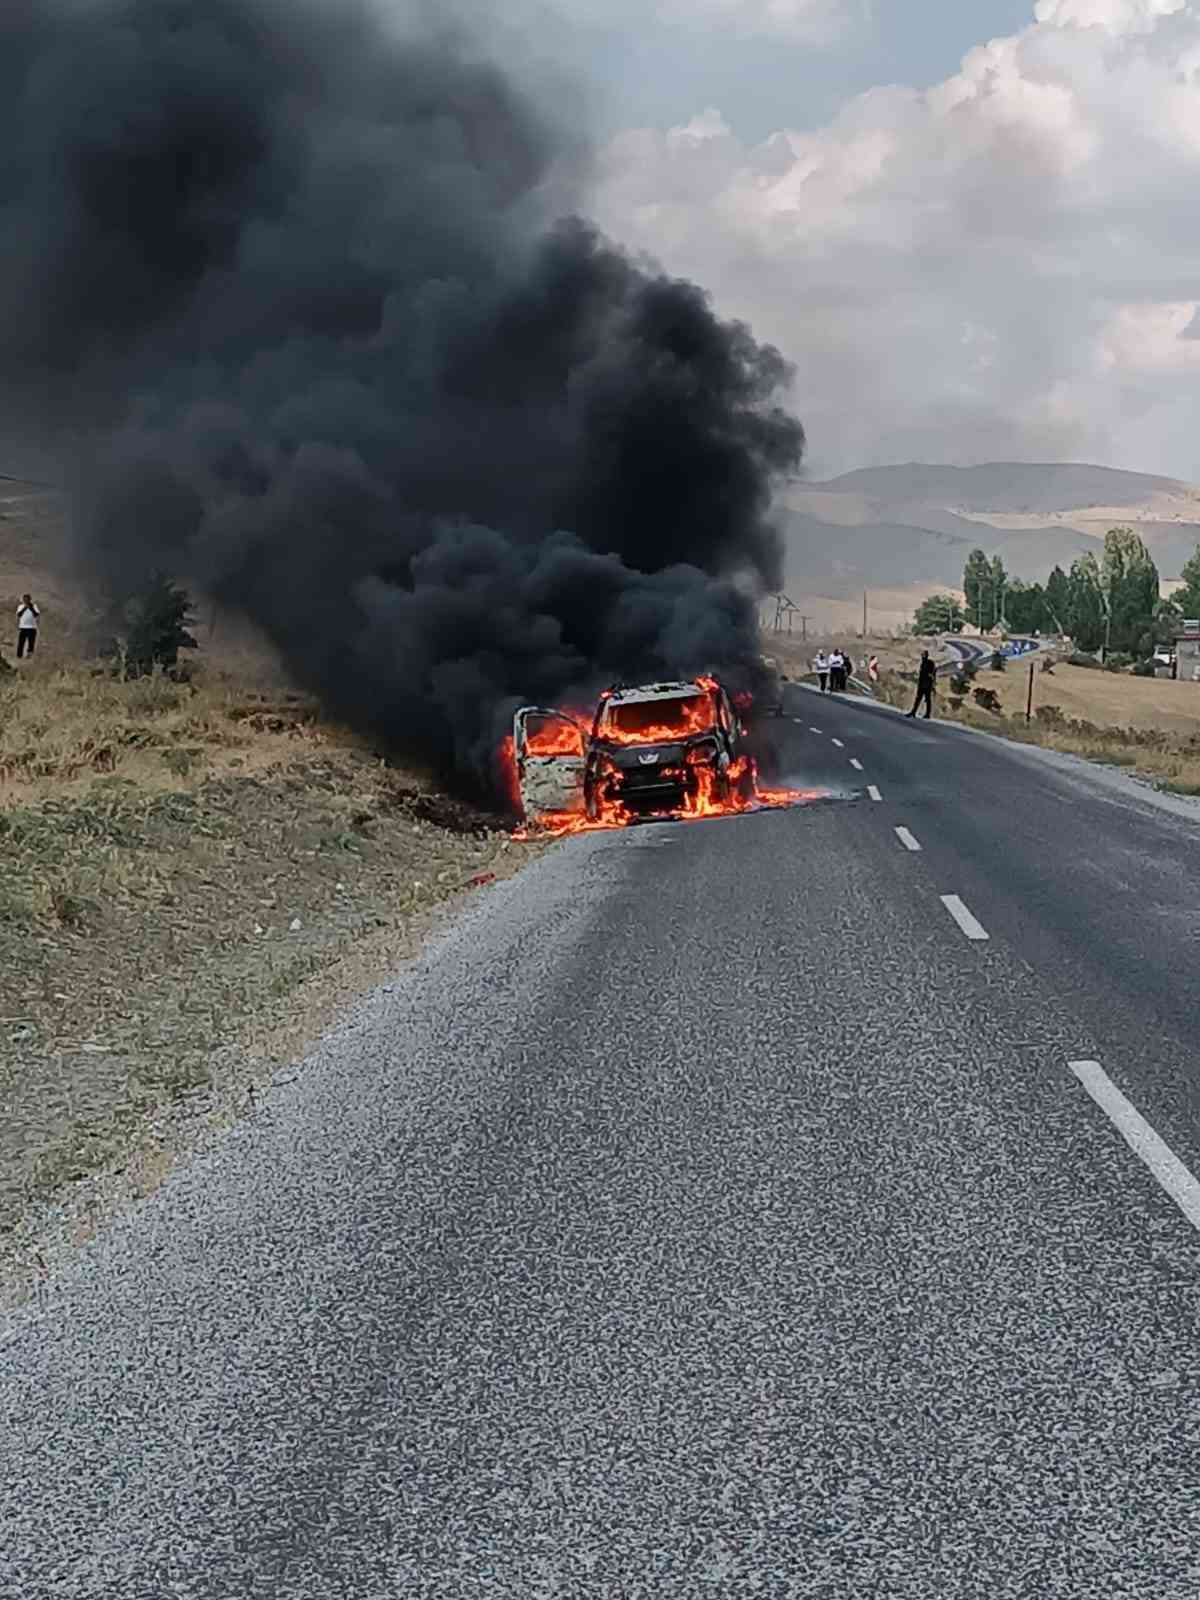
[814,648,880,692]
[813,648,852,692]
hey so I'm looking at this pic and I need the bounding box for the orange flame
[523,716,585,757]
[595,690,716,748]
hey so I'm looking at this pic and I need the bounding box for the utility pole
[862,590,868,640]
[1025,659,1035,724]
[769,593,802,635]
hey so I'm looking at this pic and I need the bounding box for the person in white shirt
[15,594,39,659]
[828,649,844,691]
[813,650,829,693]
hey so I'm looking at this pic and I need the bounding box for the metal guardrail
[792,670,878,700]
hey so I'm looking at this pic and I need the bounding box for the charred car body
[513,677,755,827]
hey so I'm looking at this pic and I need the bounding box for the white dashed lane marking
[894,826,922,852]
[1071,1061,1200,1235]
[940,894,989,941]
[831,738,845,749]
[867,785,882,802]
[849,758,864,771]
[809,726,822,734]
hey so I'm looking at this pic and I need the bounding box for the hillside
[0,482,538,1305]
[779,461,1200,630]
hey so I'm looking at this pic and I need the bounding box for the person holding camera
[16,594,40,658]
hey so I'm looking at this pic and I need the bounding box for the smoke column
[0,0,805,801]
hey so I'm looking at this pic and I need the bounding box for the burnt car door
[715,686,739,758]
[512,707,588,823]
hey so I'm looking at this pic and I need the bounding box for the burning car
[512,676,756,829]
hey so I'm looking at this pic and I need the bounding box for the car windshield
[600,692,715,742]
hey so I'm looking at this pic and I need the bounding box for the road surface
[3,686,1200,1597]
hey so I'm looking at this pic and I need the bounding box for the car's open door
[512,707,588,824]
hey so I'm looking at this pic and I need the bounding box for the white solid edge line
[940,893,989,940]
[1070,1061,1200,1234]
[867,785,882,802]
[831,738,845,748]
[894,826,922,852]
[849,758,864,771]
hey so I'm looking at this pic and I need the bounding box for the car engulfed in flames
[508,675,811,835]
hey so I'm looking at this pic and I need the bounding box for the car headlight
[685,742,718,767]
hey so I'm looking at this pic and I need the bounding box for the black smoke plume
[0,0,804,801]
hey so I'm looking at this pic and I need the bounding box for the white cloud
[1033,0,1185,37]
[589,0,1200,477]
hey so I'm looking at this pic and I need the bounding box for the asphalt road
[3,686,1200,1597]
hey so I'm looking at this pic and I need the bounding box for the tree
[1067,555,1106,653]
[1101,526,1159,657]
[1175,545,1200,620]
[913,594,964,635]
[1143,596,1183,659]
[116,573,199,676]
[1003,579,1047,634]
[962,549,992,629]
[989,555,1008,630]
[1044,565,1071,635]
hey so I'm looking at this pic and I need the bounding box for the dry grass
[959,658,1200,739]
[0,490,554,1290]
[873,664,1200,797]
[0,652,532,1251]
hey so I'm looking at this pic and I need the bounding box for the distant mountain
[819,462,1190,515]
[779,461,1200,606]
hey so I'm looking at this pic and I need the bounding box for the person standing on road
[829,649,844,692]
[15,594,39,659]
[907,650,937,719]
[814,650,829,693]
[843,651,855,687]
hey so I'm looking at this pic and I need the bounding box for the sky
[477,0,1200,481]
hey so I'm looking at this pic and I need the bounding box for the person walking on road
[814,650,829,693]
[15,594,39,659]
[908,650,937,719]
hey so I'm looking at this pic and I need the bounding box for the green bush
[1104,652,1134,673]
[1067,651,1102,669]
[109,574,199,678]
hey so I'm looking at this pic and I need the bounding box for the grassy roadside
[872,664,1200,796]
[0,653,541,1295]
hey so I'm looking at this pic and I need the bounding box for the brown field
[968,659,1200,738]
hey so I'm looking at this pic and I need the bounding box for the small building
[1174,622,1200,681]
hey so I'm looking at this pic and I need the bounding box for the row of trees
[914,528,1200,659]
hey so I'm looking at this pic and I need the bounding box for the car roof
[606,681,710,705]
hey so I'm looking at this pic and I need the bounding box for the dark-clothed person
[908,650,937,719]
